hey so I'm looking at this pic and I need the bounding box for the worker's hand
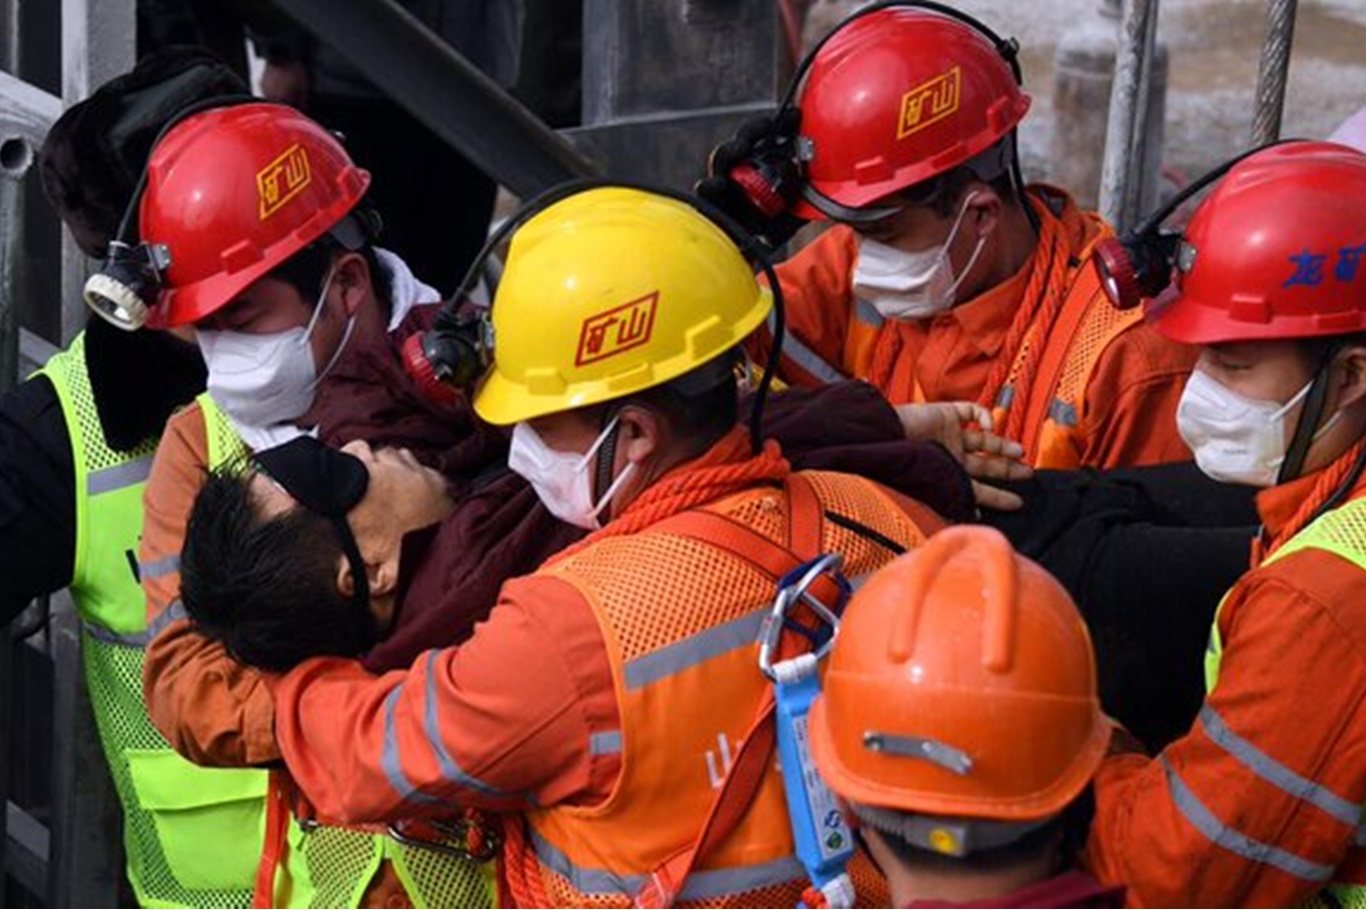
[260,60,310,110]
[895,402,1033,512]
[695,109,808,252]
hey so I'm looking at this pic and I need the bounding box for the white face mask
[851,192,987,320]
[1177,368,1340,487]
[197,270,356,436]
[508,416,637,530]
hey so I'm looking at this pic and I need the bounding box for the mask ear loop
[1277,344,1339,485]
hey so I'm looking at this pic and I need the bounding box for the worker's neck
[867,830,1059,907]
[981,199,1039,291]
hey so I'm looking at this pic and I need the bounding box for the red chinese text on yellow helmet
[139,102,370,327]
[809,526,1107,823]
[794,7,1030,219]
[1152,141,1366,345]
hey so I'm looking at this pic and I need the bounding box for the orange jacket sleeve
[747,226,858,387]
[139,404,279,766]
[1084,548,1366,906]
[273,573,620,825]
[1079,319,1195,469]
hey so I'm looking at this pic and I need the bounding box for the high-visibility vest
[197,394,495,909]
[1205,497,1366,908]
[38,335,263,908]
[985,273,1141,470]
[783,220,1137,470]
[504,470,932,907]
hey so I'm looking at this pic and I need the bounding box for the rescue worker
[267,187,948,907]
[1083,141,1366,905]
[809,525,1123,908]
[701,4,1195,470]
[0,51,262,908]
[130,102,498,907]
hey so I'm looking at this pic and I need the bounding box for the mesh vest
[503,471,931,907]
[1205,497,1366,908]
[197,394,495,909]
[987,281,1141,470]
[836,233,1135,470]
[38,336,261,908]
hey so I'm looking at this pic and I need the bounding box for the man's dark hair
[900,133,1021,218]
[269,205,394,315]
[38,47,247,255]
[863,787,1095,875]
[180,467,371,672]
[584,353,740,462]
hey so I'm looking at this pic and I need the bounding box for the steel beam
[269,0,595,197]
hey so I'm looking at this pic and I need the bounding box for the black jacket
[0,317,204,619]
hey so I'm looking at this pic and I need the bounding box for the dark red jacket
[364,380,973,670]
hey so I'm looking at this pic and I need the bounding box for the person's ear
[615,405,663,468]
[334,556,397,599]
[1333,344,1366,411]
[963,184,1003,241]
[330,251,371,318]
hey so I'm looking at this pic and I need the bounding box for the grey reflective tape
[995,385,1015,410]
[530,829,804,901]
[848,572,873,594]
[82,618,153,648]
[853,296,885,329]
[1200,706,1362,827]
[86,454,154,496]
[1048,398,1079,428]
[589,730,622,756]
[146,600,189,639]
[766,311,848,385]
[381,686,445,807]
[1162,757,1335,883]
[624,609,766,691]
[419,651,514,800]
[139,553,180,581]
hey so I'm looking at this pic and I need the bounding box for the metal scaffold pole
[1098,0,1161,233]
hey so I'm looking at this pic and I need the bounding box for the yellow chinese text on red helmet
[794,8,1030,219]
[809,526,1107,823]
[140,102,370,327]
[473,188,773,426]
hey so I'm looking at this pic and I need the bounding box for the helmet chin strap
[1277,347,1338,485]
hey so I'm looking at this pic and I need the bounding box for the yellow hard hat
[473,187,773,426]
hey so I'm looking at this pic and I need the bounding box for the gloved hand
[696,107,808,252]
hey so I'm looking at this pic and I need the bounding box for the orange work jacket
[1084,453,1366,906]
[503,467,936,907]
[752,186,1195,470]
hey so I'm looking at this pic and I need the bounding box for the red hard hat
[809,526,1107,823]
[139,102,370,327]
[793,7,1030,220]
[1152,140,1366,345]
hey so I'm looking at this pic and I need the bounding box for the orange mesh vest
[986,265,1141,470]
[832,214,1137,470]
[502,471,932,907]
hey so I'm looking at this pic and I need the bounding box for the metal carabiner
[387,815,501,863]
[758,552,850,681]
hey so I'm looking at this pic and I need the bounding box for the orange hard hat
[139,102,370,327]
[1151,140,1366,345]
[810,526,1107,827]
[793,6,1030,220]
